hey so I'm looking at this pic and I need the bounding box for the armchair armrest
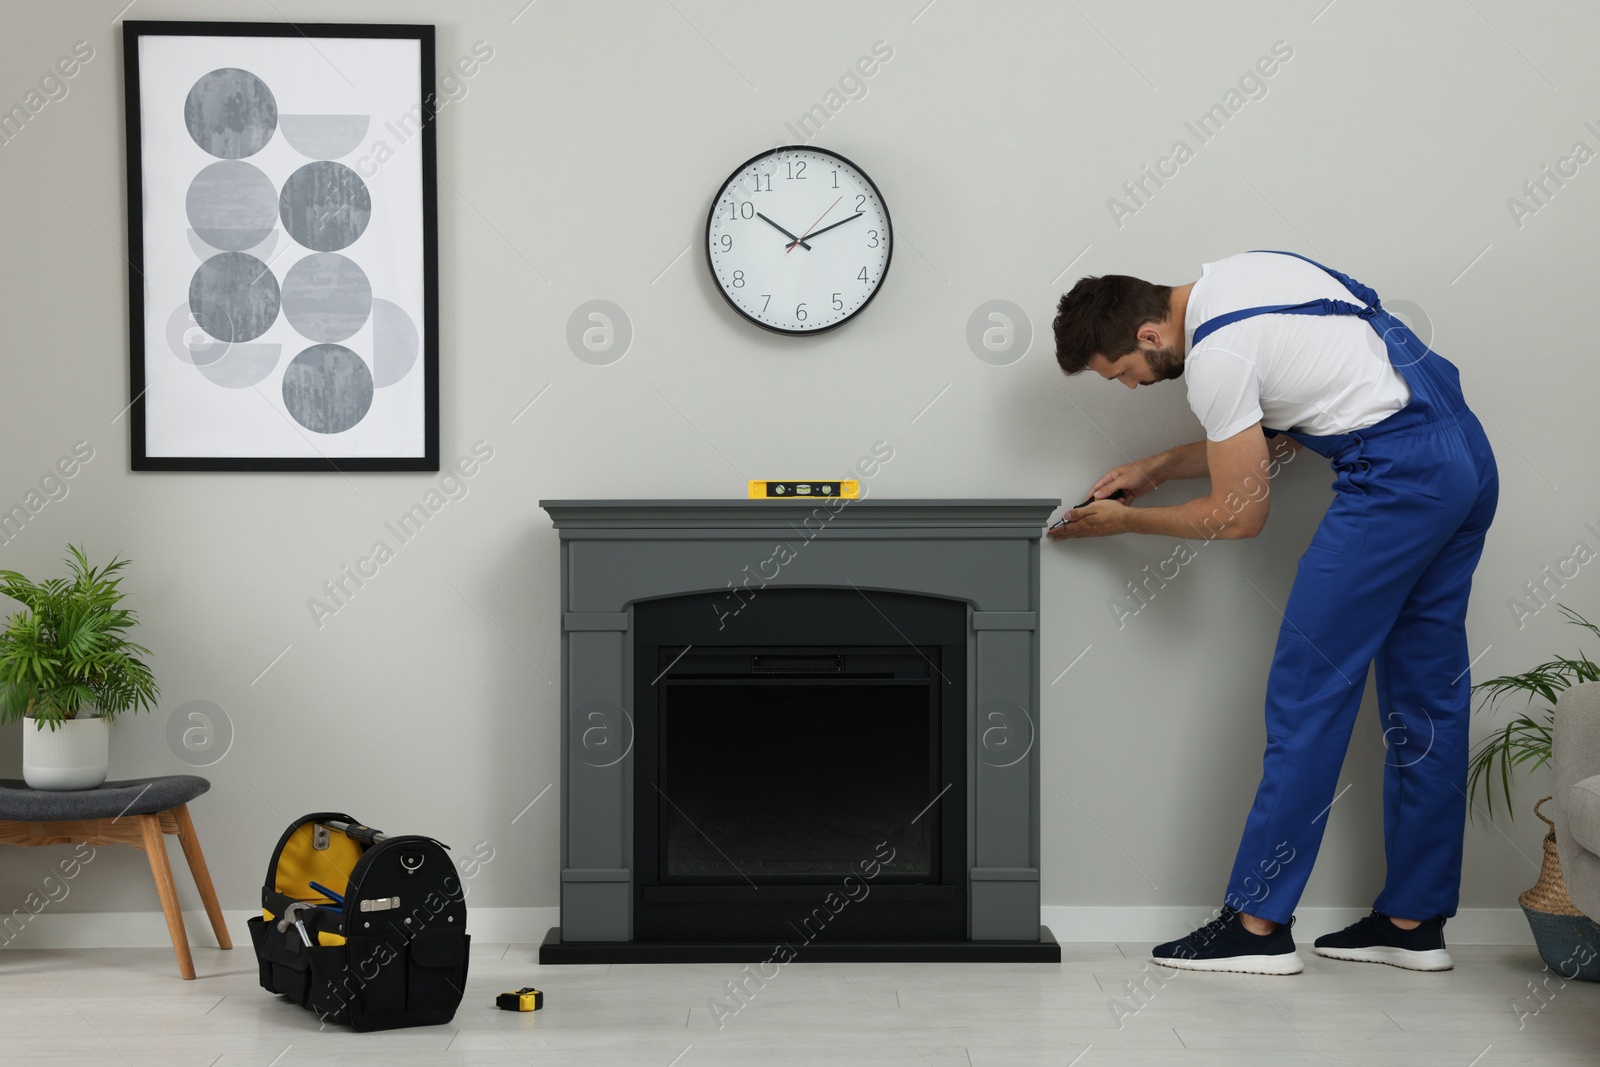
[1553,682,1600,918]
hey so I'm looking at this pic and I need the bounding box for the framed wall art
[123,21,439,471]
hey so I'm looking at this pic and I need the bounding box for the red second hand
[787,196,843,254]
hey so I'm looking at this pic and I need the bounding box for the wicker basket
[1518,796,1600,981]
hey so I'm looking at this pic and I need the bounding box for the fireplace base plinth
[537,925,1061,964]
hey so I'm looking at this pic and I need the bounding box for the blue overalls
[1192,251,1499,924]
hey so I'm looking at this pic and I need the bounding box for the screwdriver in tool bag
[308,881,346,909]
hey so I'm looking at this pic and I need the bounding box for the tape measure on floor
[496,987,543,1012]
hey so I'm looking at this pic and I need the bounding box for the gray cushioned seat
[1570,775,1600,856]
[0,776,211,821]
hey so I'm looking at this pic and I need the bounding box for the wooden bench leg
[138,812,195,980]
[173,804,231,950]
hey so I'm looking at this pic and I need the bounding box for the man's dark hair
[1052,275,1172,375]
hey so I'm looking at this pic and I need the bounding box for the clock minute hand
[799,212,865,241]
[755,212,811,251]
[786,195,844,254]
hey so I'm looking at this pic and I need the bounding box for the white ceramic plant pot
[22,714,109,791]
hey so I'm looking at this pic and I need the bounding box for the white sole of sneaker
[1150,952,1305,975]
[1313,945,1453,971]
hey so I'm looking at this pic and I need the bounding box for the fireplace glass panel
[658,678,935,880]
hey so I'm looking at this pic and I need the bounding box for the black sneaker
[1313,911,1453,971]
[1151,906,1305,975]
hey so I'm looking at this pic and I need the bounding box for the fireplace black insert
[633,588,967,944]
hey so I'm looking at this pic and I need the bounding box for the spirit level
[748,480,859,500]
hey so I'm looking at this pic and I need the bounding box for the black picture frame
[123,20,439,472]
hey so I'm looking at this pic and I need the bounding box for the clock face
[706,146,892,334]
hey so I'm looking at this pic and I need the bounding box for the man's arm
[1150,440,1209,482]
[1081,434,1299,499]
[1080,440,1207,502]
[1055,423,1286,540]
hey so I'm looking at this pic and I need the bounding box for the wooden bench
[0,775,230,979]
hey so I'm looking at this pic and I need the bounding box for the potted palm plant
[1468,605,1600,979]
[0,546,159,790]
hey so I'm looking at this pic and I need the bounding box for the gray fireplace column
[542,498,1060,948]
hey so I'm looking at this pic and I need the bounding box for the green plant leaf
[1468,607,1596,821]
[0,545,158,727]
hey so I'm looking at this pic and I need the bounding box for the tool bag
[246,812,471,1031]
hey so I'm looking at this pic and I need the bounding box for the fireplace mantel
[540,497,1061,963]
[543,498,1060,532]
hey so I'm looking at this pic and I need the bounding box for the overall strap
[1197,250,1464,444]
[1191,297,1377,346]
[1248,248,1384,310]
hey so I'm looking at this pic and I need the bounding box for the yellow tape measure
[747,480,859,500]
[497,987,543,1011]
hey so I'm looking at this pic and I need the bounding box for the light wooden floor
[2,942,1597,1065]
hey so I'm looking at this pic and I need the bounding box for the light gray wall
[1,0,1597,926]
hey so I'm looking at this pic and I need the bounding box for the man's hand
[1046,498,1130,539]
[1086,461,1161,502]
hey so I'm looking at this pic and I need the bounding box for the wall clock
[706,146,892,334]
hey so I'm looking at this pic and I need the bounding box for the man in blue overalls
[1049,251,1498,974]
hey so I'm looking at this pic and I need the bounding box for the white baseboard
[1039,906,1535,945]
[1,905,1533,950]
[464,906,561,942]
[0,907,562,951]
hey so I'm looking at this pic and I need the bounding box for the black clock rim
[704,145,893,337]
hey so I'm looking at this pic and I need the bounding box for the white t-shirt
[1182,252,1410,441]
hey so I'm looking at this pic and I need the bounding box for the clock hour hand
[755,212,811,251]
[799,212,865,241]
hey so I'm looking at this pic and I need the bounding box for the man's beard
[1144,342,1185,381]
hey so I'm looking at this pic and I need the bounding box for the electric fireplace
[540,498,1059,963]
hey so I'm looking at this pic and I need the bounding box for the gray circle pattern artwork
[177,74,398,443]
[280,161,372,252]
[164,303,228,367]
[188,227,278,263]
[279,115,370,159]
[282,344,374,434]
[371,299,420,387]
[197,344,282,389]
[282,253,372,342]
[186,160,278,251]
[189,252,280,343]
[184,68,277,159]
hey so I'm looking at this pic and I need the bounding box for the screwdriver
[1049,488,1127,530]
